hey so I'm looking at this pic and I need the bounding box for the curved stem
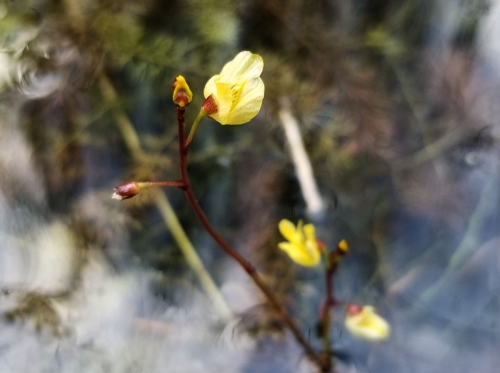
[185,110,205,149]
[176,107,327,371]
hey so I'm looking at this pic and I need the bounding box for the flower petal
[204,75,218,98]
[278,242,319,267]
[279,219,298,242]
[303,223,319,261]
[223,77,264,125]
[303,224,316,244]
[219,51,264,82]
[209,81,237,124]
[345,306,390,341]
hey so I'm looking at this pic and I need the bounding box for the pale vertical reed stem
[278,98,324,216]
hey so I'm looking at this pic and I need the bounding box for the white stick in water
[278,99,324,216]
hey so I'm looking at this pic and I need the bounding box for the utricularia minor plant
[113,51,390,373]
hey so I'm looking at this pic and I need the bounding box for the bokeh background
[0,0,499,372]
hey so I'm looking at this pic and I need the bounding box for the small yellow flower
[203,51,265,125]
[278,219,321,267]
[345,305,390,342]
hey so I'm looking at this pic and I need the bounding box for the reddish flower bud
[172,76,193,108]
[112,182,141,200]
[316,240,326,251]
[346,303,363,316]
[174,91,191,108]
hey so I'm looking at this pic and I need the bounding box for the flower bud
[112,182,141,200]
[172,75,193,108]
[328,239,350,264]
[338,239,349,254]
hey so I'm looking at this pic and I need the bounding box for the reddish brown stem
[325,264,337,307]
[320,261,337,372]
[175,107,327,371]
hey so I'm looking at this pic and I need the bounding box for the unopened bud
[328,239,349,264]
[172,75,193,108]
[338,239,349,255]
[112,182,141,200]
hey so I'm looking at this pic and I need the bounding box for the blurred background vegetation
[0,0,499,372]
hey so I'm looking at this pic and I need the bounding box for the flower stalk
[318,240,348,372]
[185,110,205,149]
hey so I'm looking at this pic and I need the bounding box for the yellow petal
[219,51,264,82]
[278,242,320,267]
[345,306,390,342]
[223,77,264,125]
[204,75,218,98]
[303,224,316,245]
[278,219,298,243]
[297,219,303,232]
[303,224,320,262]
[211,81,235,123]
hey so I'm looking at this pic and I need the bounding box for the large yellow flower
[278,219,321,267]
[203,51,265,125]
[345,305,390,342]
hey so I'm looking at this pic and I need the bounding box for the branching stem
[176,107,328,372]
[113,103,330,372]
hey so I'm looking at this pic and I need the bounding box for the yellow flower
[203,51,265,125]
[345,305,390,342]
[278,219,321,267]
